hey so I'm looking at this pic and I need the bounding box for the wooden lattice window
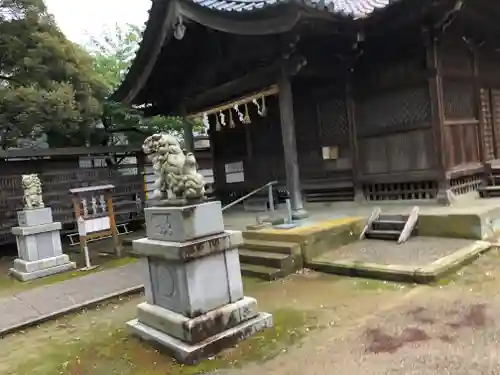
[442,80,475,120]
[356,86,430,135]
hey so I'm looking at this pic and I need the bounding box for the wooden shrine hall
[113,0,500,217]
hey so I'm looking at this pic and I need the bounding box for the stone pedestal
[127,201,272,364]
[10,207,76,281]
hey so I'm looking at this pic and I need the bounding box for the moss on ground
[352,278,412,291]
[0,256,137,297]
[14,307,316,375]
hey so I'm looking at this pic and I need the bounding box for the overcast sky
[44,0,150,44]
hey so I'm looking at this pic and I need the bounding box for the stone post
[10,207,76,281]
[127,200,273,364]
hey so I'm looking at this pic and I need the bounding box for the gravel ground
[318,237,476,266]
[216,250,500,375]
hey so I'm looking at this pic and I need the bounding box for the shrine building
[112,0,500,217]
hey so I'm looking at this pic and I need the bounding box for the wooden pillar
[136,150,147,204]
[183,118,195,153]
[346,83,363,201]
[278,69,308,219]
[180,105,195,152]
[426,33,452,205]
[72,196,86,255]
[207,124,223,201]
[105,190,122,257]
[471,45,486,163]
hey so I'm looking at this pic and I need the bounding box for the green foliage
[86,24,206,145]
[86,23,141,94]
[0,0,108,148]
[0,3,204,149]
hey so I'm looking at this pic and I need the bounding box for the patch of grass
[351,278,411,291]
[0,257,137,297]
[14,308,316,375]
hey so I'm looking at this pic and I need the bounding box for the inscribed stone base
[17,207,53,227]
[142,248,244,318]
[144,201,224,242]
[12,224,63,262]
[136,296,259,344]
[127,312,273,365]
[10,257,76,282]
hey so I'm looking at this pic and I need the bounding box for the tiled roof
[191,0,394,18]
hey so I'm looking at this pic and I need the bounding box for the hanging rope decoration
[202,112,210,131]
[242,103,251,124]
[234,104,244,123]
[229,108,235,128]
[215,112,221,131]
[199,90,273,132]
[219,111,226,127]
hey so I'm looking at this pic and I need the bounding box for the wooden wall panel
[359,129,434,175]
[443,122,480,168]
[439,38,473,74]
[294,90,324,179]
[442,80,475,120]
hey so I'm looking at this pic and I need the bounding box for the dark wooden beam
[278,69,308,219]
[184,55,307,113]
[425,29,451,204]
[346,83,362,201]
[470,43,486,163]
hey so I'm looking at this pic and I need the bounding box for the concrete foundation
[10,207,75,281]
[128,200,272,364]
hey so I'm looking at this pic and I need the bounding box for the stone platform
[308,238,492,283]
[238,217,364,279]
[235,196,500,280]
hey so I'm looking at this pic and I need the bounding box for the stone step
[239,239,300,255]
[240,264,284,281]
[238,249,294,270]
[365,229,401,241]
[378,214,408,222]
[372,219,406,231]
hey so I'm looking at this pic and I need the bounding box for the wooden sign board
[69,184,122,257]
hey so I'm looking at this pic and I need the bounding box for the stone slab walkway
[0,261,144,336]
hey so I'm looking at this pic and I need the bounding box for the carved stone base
[127,312,272,365]
[354,190,365,203]
[10,254,76,281]
[292,208,309,220]
[135,296,259,344]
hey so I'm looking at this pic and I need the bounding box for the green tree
[86,23,206,146]
[0,0,109,148]
[86,23,141,92]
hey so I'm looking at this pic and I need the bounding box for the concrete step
[378,214,408,222]
[239,239,300,255]
[478,186,500,198]
[240,264,284,281]
[372,219,406,231]
[365,229,401,241]
[239,249,295,270]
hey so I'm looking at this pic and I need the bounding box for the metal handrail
[221,180,278,212]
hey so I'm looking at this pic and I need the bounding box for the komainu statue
[21,174,45,209]
[142,133,205,201]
